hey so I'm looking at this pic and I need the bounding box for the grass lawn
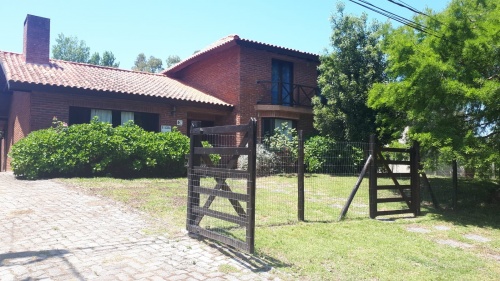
[58,175,500,280]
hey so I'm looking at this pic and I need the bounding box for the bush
[238,144,280,176]
[9,118,189,179]
[304,135,364,174]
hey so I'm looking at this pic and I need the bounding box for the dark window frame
[68,106,160,132]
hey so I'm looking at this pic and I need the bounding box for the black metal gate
[187,119,257,253]
[369,135,421,218]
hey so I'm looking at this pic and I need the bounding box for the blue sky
[0,0,449,69]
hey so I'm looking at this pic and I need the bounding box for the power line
[348,0,444,39]
[388,0,447,27]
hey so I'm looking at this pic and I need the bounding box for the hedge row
[9,119,189,179]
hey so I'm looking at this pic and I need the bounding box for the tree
[166,55,181,68]
[52,33,90,63]
[314,3,389,142]
[132,53,164,73]
[88,52,101,65]
[101,51,119,67]
[52,33,120,67]
[368,0,499,176]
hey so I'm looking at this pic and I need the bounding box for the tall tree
[52,33,120,67]
[52,33,90,63]
[166,55,181,68]
[101,51,119,67]
[368,0,499,176]
[88,52,101,65]
[132,53,164,73]
[314,3,389,142]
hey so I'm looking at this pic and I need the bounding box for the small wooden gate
[187,119,257,253]
[369,135,420,218]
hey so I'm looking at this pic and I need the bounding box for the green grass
[58,175,500,280]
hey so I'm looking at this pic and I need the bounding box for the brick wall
[239,46,319,137]
[29,91,230,135]
[6,91,31,169]
[173,43,319,139]
[3,90,231,171]
[174,46,241,128]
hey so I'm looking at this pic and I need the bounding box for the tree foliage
[52,33,120,67]
[368,0,499,176]
[166,55,181,68]
[52,33,90,63]
[132,53,164,73]
[314,3,390,143]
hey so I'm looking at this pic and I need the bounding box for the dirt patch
[436,239,473,249]
[434,225,451,231]
[487,254,500,262]
[407,226,431,233]
[464,234,491,243]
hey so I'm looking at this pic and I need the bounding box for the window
[262,118,296,138]
[69,107,159,132]
[272,60,293,106]
[121,111,134,125]
[90,109,112,123]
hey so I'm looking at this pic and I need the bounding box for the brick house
[0,15,319,171]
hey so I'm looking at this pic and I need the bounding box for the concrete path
[0,173,280,281]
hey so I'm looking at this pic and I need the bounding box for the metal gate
[187,119,257,253]
[369,136,421,218]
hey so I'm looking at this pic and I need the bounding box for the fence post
[412,141,421,216]
[369,134,377,219]
[247,118,257,254]
[452,160,458,210]
[298,130,305,221]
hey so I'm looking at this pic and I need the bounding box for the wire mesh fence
[244,139,373,225]
[190,127,477,231]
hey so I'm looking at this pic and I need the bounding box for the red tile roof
[0,51,232,107]
[164,34,319,75]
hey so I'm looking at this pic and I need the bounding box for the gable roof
[0,51,232,107]
[163,34,319,75]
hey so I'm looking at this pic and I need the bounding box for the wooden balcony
[256,81,320,108]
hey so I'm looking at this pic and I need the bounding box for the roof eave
[164,38,320,77]
[6,81,234,109]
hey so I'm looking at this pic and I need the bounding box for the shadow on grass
[420,178,500,229]
[191,234,292,273]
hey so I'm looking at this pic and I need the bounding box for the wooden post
[411,141,421,216]
[452,160,458,210]
[297,130,305,221]
[246,118,257,254]
[369,134,377,219]
[421,172,440,210]
[339,155,372,221]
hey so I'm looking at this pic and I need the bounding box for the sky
[0,0,450,70]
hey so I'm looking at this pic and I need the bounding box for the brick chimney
[23,15,50,64]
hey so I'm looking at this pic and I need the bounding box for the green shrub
[304,135,364,174]
[9,118,189,179]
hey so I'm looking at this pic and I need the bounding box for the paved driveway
[0,172,279,281]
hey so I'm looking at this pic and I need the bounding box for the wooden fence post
[369,134,377,219]
[411,141,421,216]
[298,130,305,221]
[452,160,458,210]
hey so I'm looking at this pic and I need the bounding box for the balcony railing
[256,81,320,107]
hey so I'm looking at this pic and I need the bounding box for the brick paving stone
[0,172,281,280]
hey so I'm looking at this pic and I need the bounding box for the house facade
[0,15,319,171]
